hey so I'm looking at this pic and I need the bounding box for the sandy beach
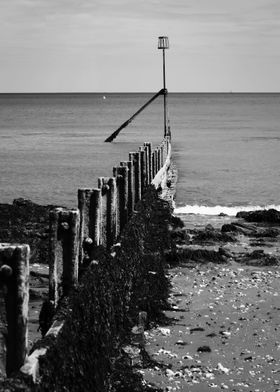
[139,212,280,391]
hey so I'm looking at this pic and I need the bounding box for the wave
[174,204,280,216]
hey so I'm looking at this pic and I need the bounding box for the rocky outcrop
[236,209,280,224]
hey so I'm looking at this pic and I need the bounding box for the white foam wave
[174,204,280,216]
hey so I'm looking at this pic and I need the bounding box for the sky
[0,0,280,92]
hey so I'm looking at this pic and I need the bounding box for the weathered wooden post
[157,147,162,171]
[78,188,94,263]
[113,165,129,231]
[144,142,152,185]
[107,177,117,247]
[0,244,29,376]
[143,144,149,186]
[129,152,141,204]
[136,151,142,201]
[78,187,102,251]
[152,151,156,179]
[98,177,109,248]
[129,152,137,205]
[49,208,80,304]
[49,209,60,306]
[120,161,133,216]
[91,189,102,247]
[160,144,164,167]
[139,147,146,195]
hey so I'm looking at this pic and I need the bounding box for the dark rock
[236,249,279,266]
[190,327,205,333]
[205,224,215,231]
[170,228,190,245]
[254,228,279,238]
[170,215,184,228]
[236,209,280,224]
[166,247,227,265]
[221,221,257,236]
[221,223,239,233]
[219,212,228,217]
[206,332,217,338]
[197,345,211,353]
[192,226,237,244]
[218,247,234,258]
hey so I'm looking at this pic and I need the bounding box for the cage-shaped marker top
[158,36,169,49]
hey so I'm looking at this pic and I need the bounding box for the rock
[254,228,279,238]
[121,345,142,366]
[171,228,190,245]
[218,247,234,258]
[221,223,240,233]
[190,327,205,333]
[206,332,217,338]
[192,226,237,244]
[236,249,279,266]
[197,345,211,352]
[236,209,280,224]
[166,247,227,265]
[221,221,257,236]
[170,215,184,228]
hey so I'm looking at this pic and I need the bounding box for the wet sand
[141,257,280,391]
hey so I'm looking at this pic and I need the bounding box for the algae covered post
[0,244,29,376]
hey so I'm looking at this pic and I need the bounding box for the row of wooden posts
[0,137,171,378]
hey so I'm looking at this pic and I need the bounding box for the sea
[0,93,280,221]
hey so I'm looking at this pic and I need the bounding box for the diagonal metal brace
[104,89,166,142]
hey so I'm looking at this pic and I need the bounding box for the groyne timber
[0,136,178,391]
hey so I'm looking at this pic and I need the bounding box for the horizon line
[1,91,280,94]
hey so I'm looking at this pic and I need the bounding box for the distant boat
[103,96,106,100]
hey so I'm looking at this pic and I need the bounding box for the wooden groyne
[0,135,173,388]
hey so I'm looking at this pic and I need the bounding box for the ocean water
[0,93,280,216]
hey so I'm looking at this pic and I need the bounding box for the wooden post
[144,142,152,184]
[78,188,94,263]
[160,143,164,167]
[91,189,102,247]
[151,151,155,179]
[112,172,121,238]
[129,152,141,204]
[49,208,80,301]
[139,147,146,195]
[61,209,80,296]
[157,148,161,171]
[120,161,133,217]
[136,151,142,201]
[0,244,29,376]
[49,209,60,306]
[143,144,149,186]
[113,166,128,231]
[98,177,109,248]
[129,152,137,206]
[156,149,159,173]
[107,177,117,247]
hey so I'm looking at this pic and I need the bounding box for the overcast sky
[0,0,279,92]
